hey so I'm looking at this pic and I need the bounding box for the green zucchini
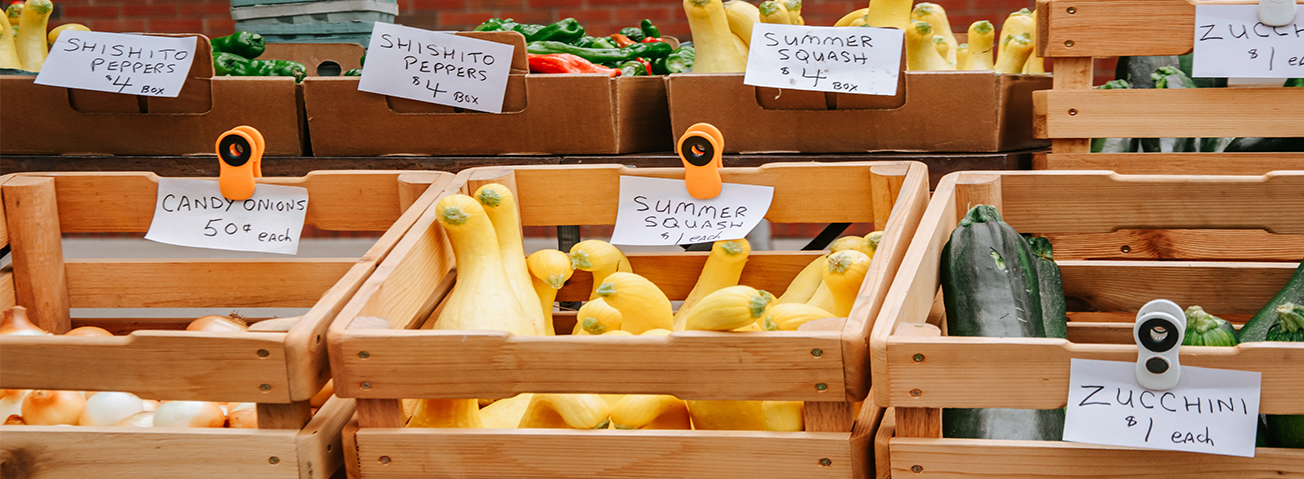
[1113,56,1178,89]
[1265,303,1304,448]
[1028,237,1067,339]
[1091,80,1138,153]
[1181,306,1238,347]
[941,205,1062,441]
[1240,260,1304,342]
[1286,78,1303,87]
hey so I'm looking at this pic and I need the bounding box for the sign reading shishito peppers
[360,23,514,114]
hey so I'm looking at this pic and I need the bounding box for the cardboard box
[302,31,672,156]
[263,42,365,76]
[666,71,1051,154]
[0,34,303,156]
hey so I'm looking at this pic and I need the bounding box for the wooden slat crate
[1031,0,1304,174]
[869,170,1304,478]
[0,170,455,479]
[327,162,931,478]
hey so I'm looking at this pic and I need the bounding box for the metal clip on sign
[678,122,725,200]
[216,125,265,201]
[1134,299,1187,391]
[1259,0,1296,27]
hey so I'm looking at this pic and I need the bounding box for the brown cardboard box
[302,31,672,156]
[0,34,303,156]
[263,42,364,76]
[666,71,1051,154]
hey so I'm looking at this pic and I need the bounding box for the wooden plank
[890,437,1304,478]
[0,425,300,479]
[0,175,9,249]
[64,258,356,309]
[1067,322,1139,345]
[1045,229,1304,261]
[0,331,295,403]
[513,163,898,226]
[557,252,822,302]
[340,415,361,479]
[884,337,1304,413]
[805,401,855,433]
[1040,0,1301,58]
[1038,88,1304,138]
[354,428,858,479]
[0,267,14,311]
[1058,261,1298,314]
[355,399,406,429]
[336,330,847,401]
[873,408,894,479]
[998,172,1304,234]
[0,156,561,178]
[1038,153,1304,175]
[1045,56,1092,154]
[4,176,72,333]
[294,396,355,479]
[258,401,313,430]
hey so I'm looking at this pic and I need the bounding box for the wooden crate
[1031,0,1304,174]
[327,162,931,478]
[869,170,1304,478]
[0,170,456,478]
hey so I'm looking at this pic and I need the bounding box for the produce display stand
[1031,0,1304,174]
[0,170,455,478]
[869,170,1304,477]
[326,162,930,478]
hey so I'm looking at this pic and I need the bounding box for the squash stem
[1185,306,1222,334]
[1277,302,1304,333]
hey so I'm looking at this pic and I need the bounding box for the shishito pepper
[211,31,265,60]
[213,51,306,83]
[617,59,645,77]
[473,18,516,32]
[651,44,694,75]
[213,51,248,76]
[619,27,645,43]
[526,40,672,64]
[527,53,619,77]
[479,18,585,43]
[640,19,660,39]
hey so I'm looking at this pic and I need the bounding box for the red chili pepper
[610,33,636,48]
[527,53,619,77]
[636,57,652,76]
[640,37,664,43]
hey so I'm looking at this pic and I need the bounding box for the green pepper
[589,37,617,49]
[343,68,362,76]
[474,18,514,31]
[640,19,660,40]
[213,51,251,77]
[526,40,673,64]
[572,36,597,48]
[211,31,265,60]
[250,59,307,83]
[619,27,645,43]
[653,45,693,75]
[518,18,585,43]
[617,59,645,77]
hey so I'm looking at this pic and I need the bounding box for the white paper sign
[35,31,196,97]
[609,176,774,246]
[743,23,904,96]
[359,23,514,113]
[145,178,309,255]
[1193,5,1304,78]
[1063,358,1261,457]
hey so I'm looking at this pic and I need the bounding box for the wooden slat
[355,428,859,479]
[341,415,362,479]
[0,174,9,248]
[557,252,822,302]
[0,331,296,403]
[1037,88,1304,138]
[1040,0,1303,58]
[512,163,889,226]
[890,437,1304,478]
[64,258,356,309]
[0,267,14,311]
[1046,55,1093,154]
[294,396,355,479]
[1046,229,1304,261]
[1037,153,1304,175]
[1058,261,1297,314]
[873,408,894,479]
[805,401,855,433]
[998,172,1304,234]
[0,425,300,479]
[336,330,847,401]
[4,176,72,333]
[258,401,313,430]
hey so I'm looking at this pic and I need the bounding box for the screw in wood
[268,457,280,465]
[912,353,924,362]
[358,351,371,359]
[1121,245,1131,253]
[259,384,271,391]
[1068,109,1078,116]
[912,465,924,473]
[379,456,391,465]
[1064,40,1075,47]
[816,383,828,391]
[811,348,823,357]
[1067,6,1077,13]
[257,349,269,358]
[819,458,832,467]
[910,389,922,397]
[361,382,372,389]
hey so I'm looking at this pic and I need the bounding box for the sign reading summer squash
[360,23,514,113]
[743,23,904,96]
[610,176,773,247]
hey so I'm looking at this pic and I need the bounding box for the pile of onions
[116,411,155,427]
[78,392,144,426]
[21,390,86,425]
[153,401,226,428]
[0,389,31,418]
[1,306,48,336]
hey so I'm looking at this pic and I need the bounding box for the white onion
[141,399,160,412]
[0,306,48,336]
[116,411,155,427]
[21,390,86,425]
[226,403,257,428]
[0,390,31,419]
[152,401,225,428]
[78,392,144,426]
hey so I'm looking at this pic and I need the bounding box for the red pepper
[640,37,664,43]
[610,33,636,48]
[527,53,620,77]
[635,58,652,76]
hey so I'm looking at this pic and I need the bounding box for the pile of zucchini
[939,204,1304,448]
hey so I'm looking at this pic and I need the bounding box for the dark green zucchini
[1114,56,1179,89]
[1286,78,1303,87]
[1240,260,1304,342]
[1265,303,1304,448]
[1181,306,1238,346]
[941,206,1062,441]
[1028,237,1067,339]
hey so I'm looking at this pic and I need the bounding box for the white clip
[1134,299,1186,391]
[1259,0,1297,27]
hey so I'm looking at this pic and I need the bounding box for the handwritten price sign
[359,23,514,113]
[145,178,309,255]
[35,31,195,97]
[1193,5,1304,78]
[743,23,904,96]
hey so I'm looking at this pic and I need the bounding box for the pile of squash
[411,184,881,431]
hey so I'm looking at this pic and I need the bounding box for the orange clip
[215,126,265,201]
[678,122,724,200]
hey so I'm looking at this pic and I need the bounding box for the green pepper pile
[476,17,694,76]
[210,32,308,84]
